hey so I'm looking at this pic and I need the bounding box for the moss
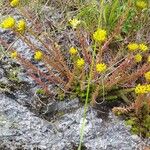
[126,119,135,126]
[131,126,139,135]
[36,89,45,95]
[124,103,150,138]
[7,67,20,83]
[57,91,65,101]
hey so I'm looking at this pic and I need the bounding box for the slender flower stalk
[78,1,105,149]
[78,42,97,150]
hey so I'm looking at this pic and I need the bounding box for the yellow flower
[135,84,147,94]
[136,1,147,9]
[134,53,142,62]
[147,56,150,62]
[69,47,78,55]
[69,18,80,29]
[147,84,150,91]
[135,84,150,94]
[34,51,43,61]
[11,51,17,59]
[76,58,85,68]
[0,17,15,29]
[96,63,107,73]
[16,20,26,33]
[10,0,20,7]
[93,28,107,42]
[145,71,150,81]
[139,43,148,52]
[127,43,139,51]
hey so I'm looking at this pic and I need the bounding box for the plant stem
[78,42,97,150]
[78,1,104,149]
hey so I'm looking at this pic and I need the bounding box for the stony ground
[1,93,150,150]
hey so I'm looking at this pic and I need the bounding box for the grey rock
[0,68,4,79]
[0,93,149,150]
[0,77,9,84]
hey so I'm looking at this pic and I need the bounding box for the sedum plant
[0,0,150,142]
[113,73,150,137]
[0,0,149,103]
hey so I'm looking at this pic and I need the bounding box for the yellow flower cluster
[139,44,148,52]
[128,43,148,52]
[135,84,150,94]
[148,56,150,62]
[0,17,15,29]
[11,51,17,59]
[34,51,43,61]
[127,43,139,51]
[0,17,27,34]
[17,20,26,33]
[145,71,150,81]
[134,53,142,62]
[69,47,78,55]
[10,0,20,7]
[93,28,107,42]
[69,18,80,29]
[96,63,107,73]
[76,58,85,68]
[136,1,147,9]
